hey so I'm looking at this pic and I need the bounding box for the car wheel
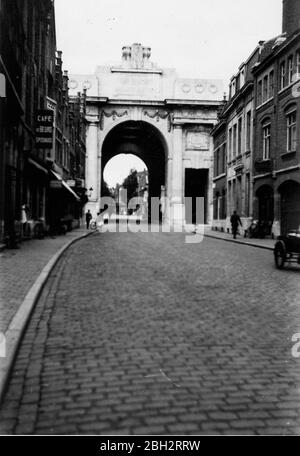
[274,242,286,269]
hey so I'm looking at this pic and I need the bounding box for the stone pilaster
[86,119,100,216]
[171,125,184,226]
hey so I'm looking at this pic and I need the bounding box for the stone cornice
[110,68,163,75]
[165,99,221,107]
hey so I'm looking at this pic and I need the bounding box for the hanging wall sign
[35,110,54,149]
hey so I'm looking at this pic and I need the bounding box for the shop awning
[28,158,48,174]
[50,170,80,201]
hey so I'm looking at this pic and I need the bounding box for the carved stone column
[86,119,100,216]
[171,125,184,227]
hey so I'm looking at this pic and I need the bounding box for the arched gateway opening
[101,121,167,222]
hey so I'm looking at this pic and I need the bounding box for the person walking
[230,210,242,239]
[85,210,92,229]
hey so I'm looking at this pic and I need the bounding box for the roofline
[222,81,254,116]
[253,30,300,75]
[229,45,261,82]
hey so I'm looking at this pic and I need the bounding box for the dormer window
[240,69,245,86]
[231,80,236,97]
[236,74,240,92]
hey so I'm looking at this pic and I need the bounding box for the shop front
[47,170,81,234]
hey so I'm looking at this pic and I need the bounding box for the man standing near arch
[230,210,243,240]
[85,209,92,230]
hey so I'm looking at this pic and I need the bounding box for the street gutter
[204,233,274,251]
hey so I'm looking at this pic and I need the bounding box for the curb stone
[0,231,94,404]
[204,233,274,251]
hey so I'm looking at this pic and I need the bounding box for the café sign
[36,110,54,149]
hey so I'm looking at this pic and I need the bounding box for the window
[287,110,297,152]
[263,123,271,160]
[280,61,286,90]
[288,56,294,85]
[236,74,240,92]
[296,50,300,79]
[258,70,274,105]
[263,75,268,102]
[237,118,242,156]
[269,71,274,98]
[214,149,219,177]
[233,124,237,159]
[232,80,236,97]
[258,80,263,105]
[240,69,245,87]
[246,111,252,151]
[228,128,232,161]
[222,144,226,174]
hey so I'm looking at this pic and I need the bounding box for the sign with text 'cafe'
[35,110,54,149]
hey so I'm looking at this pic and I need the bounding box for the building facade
[252,15,300,237]
[0,0,60,245]
[211,115,227,230]
[0,0,87,245]
[212,0,300,237]
[212,48,260,233]
[46,53,87,232]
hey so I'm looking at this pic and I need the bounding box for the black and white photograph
[0,0,300,443]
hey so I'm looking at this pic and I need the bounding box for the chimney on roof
[282,0,300,36]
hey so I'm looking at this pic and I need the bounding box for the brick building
[212,0,300,237]
[0,0,86,245]
[212,47,260,233]
[46,53,87,232]
[211,112,227,230]
[252,0,300,236]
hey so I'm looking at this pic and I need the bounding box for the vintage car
[274,230,300,269]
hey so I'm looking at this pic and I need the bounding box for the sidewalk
[0,228,90,334]
[203,226,274,250]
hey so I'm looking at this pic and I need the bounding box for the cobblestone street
[0,229,88,334]
[1,230,300,435]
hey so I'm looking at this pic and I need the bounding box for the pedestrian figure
[21,204,29,237]
[230,210,242,239]
[85,210,92,229]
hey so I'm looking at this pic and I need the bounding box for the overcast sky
[55,0,282,83]
[55,0,283,186]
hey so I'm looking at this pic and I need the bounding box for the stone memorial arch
[69,43,223,225]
